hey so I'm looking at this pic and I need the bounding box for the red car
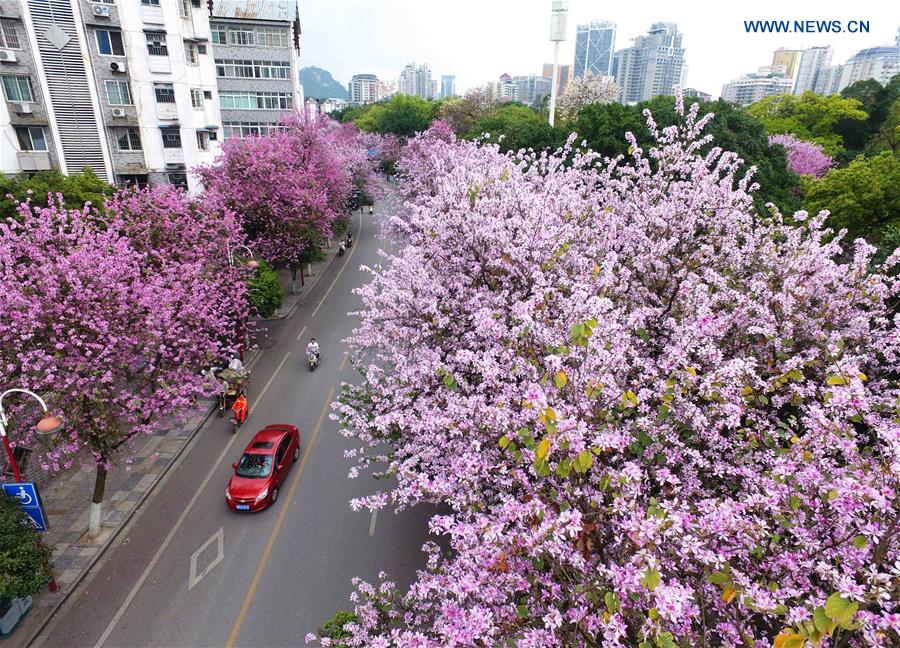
[226,424,301,512]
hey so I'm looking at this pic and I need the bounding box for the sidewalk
[9,233,347,647]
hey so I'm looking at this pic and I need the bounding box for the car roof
[243,425,293,453]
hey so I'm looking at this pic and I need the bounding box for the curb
[24,217,350,647]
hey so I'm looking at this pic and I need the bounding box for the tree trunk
[89,464,107,538]
[290,267,298,295]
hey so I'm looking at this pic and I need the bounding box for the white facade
[792,46,833,94]
[397,62,434,99]
[721,66,792,106]
[614,22,686,104]
[842,46,900,88]
[113,0,222,193]
[348,73,380,104]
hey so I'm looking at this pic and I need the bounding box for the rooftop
[212,0,297,22]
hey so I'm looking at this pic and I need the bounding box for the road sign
[367,147,377,157]
[2,482,48,531]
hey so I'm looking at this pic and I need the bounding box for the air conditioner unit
[109,61,127,73]
[112,107,126,117]
[0,49,17,63]
[92,5,111,17]
[17,103,33,114]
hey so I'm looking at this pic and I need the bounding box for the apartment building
[210,0,303,140]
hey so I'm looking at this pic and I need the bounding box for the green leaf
[657,633,676,648]
[498,435,510,449]
[825,592,858,625]
[708,571,730,585]
[604,591,620,613]
[536,438,550,461]
[516,604,528,618]
[641,567,661,592]
[852,534,868,549]
[599,473,611,491]
[574,450,593,474]
[648,607,659,621]
[555,458,572,478]
[554,370,568,388]
[826,375,847,386]
[813,606,830,633]
[789,495,801,511]
[657,405,670,423]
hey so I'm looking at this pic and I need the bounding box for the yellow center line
[225,385,335,648]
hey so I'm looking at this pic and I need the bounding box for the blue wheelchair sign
[2,482,48,531]
[367,147,377,157]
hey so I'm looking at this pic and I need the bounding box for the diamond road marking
[189,527,224,590]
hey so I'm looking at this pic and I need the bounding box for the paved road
[34,195,432,647]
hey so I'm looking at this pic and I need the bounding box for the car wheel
[271,487,278,504]
[293,445,300,461]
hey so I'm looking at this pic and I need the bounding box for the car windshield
[236,453,273,478]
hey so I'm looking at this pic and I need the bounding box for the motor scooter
[307,349,320,371]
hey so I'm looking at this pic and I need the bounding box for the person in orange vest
[231,392,248,426]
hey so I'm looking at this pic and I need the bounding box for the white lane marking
[295,325,307,342]
[311,213,364,319]
[368,509,378,537]
[94,351,291,648]
[188,527,224,591]
[339,352,349,372]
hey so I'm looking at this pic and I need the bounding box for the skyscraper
[772,49,802,81]
[573,21,616,78]
[792,46,833,94]
[614,22,686,104]
[513,74,552,107]
[348,74,381,104]
[398,62,435,99]
[721,66,793,106]
[542,63,571,97]
[441,75,456,98]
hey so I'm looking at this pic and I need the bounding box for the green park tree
[466,102,565,153]
[804,151,900,242]
[835,75,900,158]
[0,168,114,221]
[746,91,868,155]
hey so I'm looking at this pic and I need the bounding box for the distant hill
[300,66,348,100]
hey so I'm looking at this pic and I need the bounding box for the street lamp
[0,389,63,482]
[227,243,257,361]
[548,0,569,127]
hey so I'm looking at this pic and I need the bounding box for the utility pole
[548,0,569,127]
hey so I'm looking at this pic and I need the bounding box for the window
[211,26,226,44]
[184,42,198,65]
[190,88,203,108]
[2,75,34,102]
[197,44,207,55]
[95,29,125,56]
[0,19,21,50]
[219,91,292,110]
[178,0,191,17]
[15,126,47,151]
[115,127,141,151]
[255,27,289,48]
[203,90,212,99]
[222,121,283,139]
[227,27,255,46]
[154,83,175,103]
[141,0,160,5]
[196,130,209,151]
[145,32,168,56]
[106,79,132,105]
[167,173,188,189]
[214,59,290,79]
[161,128,182,148]
[118,174,149,188]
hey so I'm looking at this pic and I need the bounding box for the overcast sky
[298,0,899,98]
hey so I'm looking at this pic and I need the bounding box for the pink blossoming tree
[768,134,833,179]
[0,188,248,537]
[324,94,900,646]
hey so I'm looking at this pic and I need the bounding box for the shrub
[0,494,53,601]
[247,260,283,318]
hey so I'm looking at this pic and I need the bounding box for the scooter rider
[306,337,320,362]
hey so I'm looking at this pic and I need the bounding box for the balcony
[17,151,51,171]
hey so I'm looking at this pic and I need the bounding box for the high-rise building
[212,0,304,142]
[398,62,434,99]
[792,46,833,94]
[772,48,802,81]
[485,73,518,102]
[440,74,455,98]
[513,74,552,107]
[614,22,686,104]
[348,73,381,104]
[573,20,616,78]
[841,45,900,88]
[542,62,571,97]
[683,88,712,102]
[721,66,792,106]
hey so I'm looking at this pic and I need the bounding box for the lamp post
[227,243,257,362]
[0,389,63,483]
[548,0,569,127]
